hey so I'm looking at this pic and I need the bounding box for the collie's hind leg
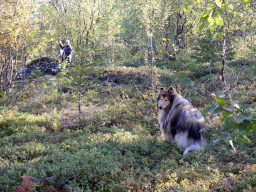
[183,143,201,156]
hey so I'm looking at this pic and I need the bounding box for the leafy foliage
[0,0,256,191]
[203,93,256,150]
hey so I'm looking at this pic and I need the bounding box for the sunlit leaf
[226,4,233,9]
[216,96,229,106]
[208,17,214,26]
[243,135,251,144]
[183,6,189,12]
[237,137,245,142]
[202,12,208,18]
[216,16,224,26]
[217,32,223,39]
[216,0,222,7]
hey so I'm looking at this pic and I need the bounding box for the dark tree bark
[174,11,187,53]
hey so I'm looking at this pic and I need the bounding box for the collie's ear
[168,86,175,92]
[158,87,165,98]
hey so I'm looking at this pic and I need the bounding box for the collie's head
[157,87,176,110]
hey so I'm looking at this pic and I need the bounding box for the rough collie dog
[157,87,206,156]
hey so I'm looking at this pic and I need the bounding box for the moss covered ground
[0,61,255,191]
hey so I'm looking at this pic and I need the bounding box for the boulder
[17,57,61,79]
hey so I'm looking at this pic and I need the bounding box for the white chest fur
[158,110,167,125]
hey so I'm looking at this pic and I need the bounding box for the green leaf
[183,6,189,12]
[213,33,218,40]
[174,5,179,10]
[232,128,239,134]
[237,120,253,133]
[240,104,254,110]
[233,115,245,123]
[222,111,231,119]
[213,107,225,115]
[199,24,205,31]
[240,112,253,121]
[203,74,218,80]
[243,135,251,144]
[243,0,250,3]
[226,4,233,9]
[216,16,224,26]
[178,72,187,78]
[220,6,225,13]
[203,105,219,115]
[180,78,193,87]
[202,12,208,18]
[208,17,214,27]
[224,117,234,129]
[213,11,219,18]
[216,96,229,106]
[162,38,167,41]
[233,113,253,123]
[217,32,223,39]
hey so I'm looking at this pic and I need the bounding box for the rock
[99,72,122,84]
[17,57,61,79]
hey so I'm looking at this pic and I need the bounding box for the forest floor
[0,60,256,191]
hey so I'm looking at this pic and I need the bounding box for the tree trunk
[221,35,227,89]
[150,29,154,97]
[174,12,186,54]
[78,88,82,124]
[86,31,89,45]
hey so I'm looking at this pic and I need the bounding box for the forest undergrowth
[0,59,255,192]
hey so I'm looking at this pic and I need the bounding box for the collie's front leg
[160,124,172,140]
